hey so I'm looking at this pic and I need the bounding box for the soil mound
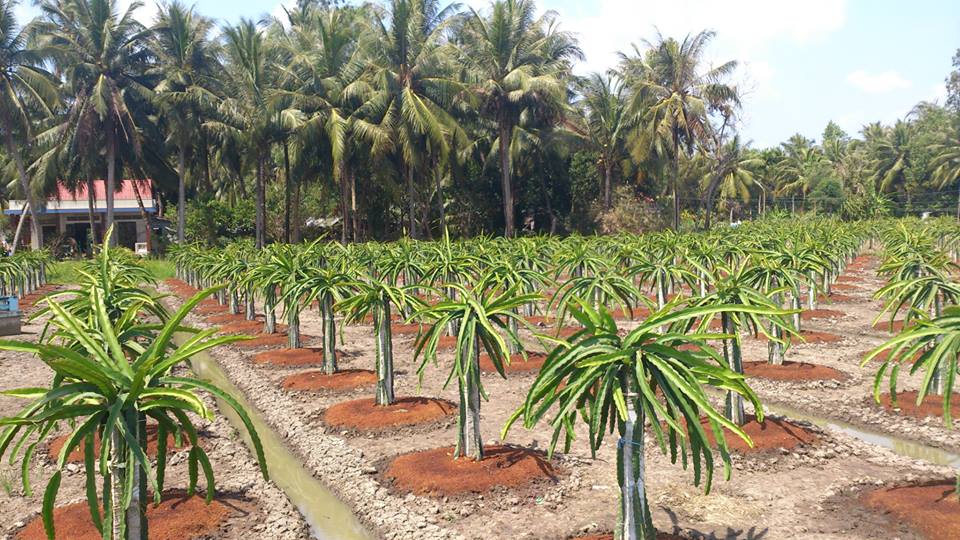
[831,283,862,292]
[281,369,377,391]
[525,315,556,326]
[801,309,846,321]
[253,348,326,367]
[218,320,268,335]
[818,293,857,304]
[384,445,557,496]
[195,304,229,316]
[876,391,960,420]
[205,313,255,324]
[609,307,651,320]
[391,323,429,336]
[16,491,248,540]
[573,534,686,540]
[323,397,456,430]
[872,320,909,333]
[797,330,842,344]
[479,352,547,374]
[742,361,846,382]
[861,480,960,540]
[233,333,309,349]
[861,348,922,364]
[46,424,190,464]
[700,415,818,453]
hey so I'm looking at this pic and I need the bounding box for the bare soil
[45,423,190,464]
[801,309,846,321]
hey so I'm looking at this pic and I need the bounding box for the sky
[14,0,960,148]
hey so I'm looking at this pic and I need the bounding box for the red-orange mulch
[818,293,857,303]
[801,309,846,321]
[16,491,249,540]
[384,445,557,496]
[205,312,255,324]
[609,307,651,320]
[195,304,229,315]
[479,352,547,373]
[872,320,909,333]
[281,369,377,391]
[46,424,189,464]
[323,397,456,430]
[830,283,862,292]
[700,415,818,453]
[835,275,865,284]
[861,480,960,540]
[861,348,922,364]
[233,333,308,349]
[525,315,556,326]
[218,320,268,335]
[875,391,960,420]
[391,323,429,336]
[797,330,843,344]
[551,326,583,338]
[742,361,846,382]
[252,348,326,367]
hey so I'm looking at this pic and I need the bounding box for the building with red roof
[5,180,156,253]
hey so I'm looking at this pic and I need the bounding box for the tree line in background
[2,0,960,252]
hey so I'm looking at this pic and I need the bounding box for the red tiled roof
[54,180,152,202]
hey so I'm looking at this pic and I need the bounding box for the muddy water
[764,400,960,469]
[181,338,372,540]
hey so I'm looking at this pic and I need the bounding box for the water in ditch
[182,340,372,540]
[764,400,960,469]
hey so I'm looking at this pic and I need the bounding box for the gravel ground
[160,251,958,540]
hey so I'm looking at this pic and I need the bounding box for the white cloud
[845,69,912,94]
[554,0,847,76]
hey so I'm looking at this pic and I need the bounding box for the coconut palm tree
[508,300,764,540]
[620,30,738,230]
[363,0,463,239]
[931,131,960,221]
[460,0,582,236]
[578,72,630,210]
[210,18,279,249]
[702,135,761,225]
[150,0,221,244]
[34,0,154,245]
[0,0,60,251]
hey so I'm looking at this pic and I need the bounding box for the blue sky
[15,0,960,148]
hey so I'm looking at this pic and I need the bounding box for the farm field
[4,217,960,540]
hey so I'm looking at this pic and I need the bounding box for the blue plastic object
[0,296,18,313]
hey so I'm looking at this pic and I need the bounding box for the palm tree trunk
[499,119,515,237]
[339,160,350,244]
[3,130,40,250]
[106,126,117,246]
[322,294,337,374]
[374,301,395,405]
[283,141,292,243]
[722,312,746,425]
[618,391,654,540]
[255,154,266,249]
[292,178,302,243]
[350,168,359,242]
[405,162,418,239]
[10,202,29,255]
[177,145,187,243]
[435,161,446,233]
[672,133,681,231]
[87,178,100,249]
[457,335,483,460]
[603,164,612,211]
